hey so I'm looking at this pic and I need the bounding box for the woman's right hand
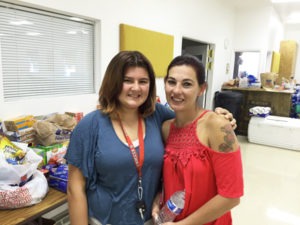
[152,192,162,224]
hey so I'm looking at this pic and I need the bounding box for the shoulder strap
[193,110,210,123]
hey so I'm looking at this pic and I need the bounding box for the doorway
[182,38,214,108]
[233,51,260,79]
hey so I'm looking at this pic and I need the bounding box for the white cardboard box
[248,116,300,151]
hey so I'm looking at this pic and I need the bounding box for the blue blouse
[65,103,174,225]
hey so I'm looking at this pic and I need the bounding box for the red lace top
[163,110,244,225]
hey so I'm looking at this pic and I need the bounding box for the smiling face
[118,66,150,112]
[165,65,205,112]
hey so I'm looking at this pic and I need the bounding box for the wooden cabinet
[221,87,294,136]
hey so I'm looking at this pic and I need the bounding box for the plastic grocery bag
[0,170,49,209]
[249,106,271,117]
[0,147,42,185]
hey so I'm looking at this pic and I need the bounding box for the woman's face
[118,66,150,111]
[165,65,203,112]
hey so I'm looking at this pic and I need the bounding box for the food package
[33,114,76,146]
[4,115,35,132]
[4,127,36,144]
[31,141,69,167]
[0,135,42,185]
[45,164,68,193]
[65,112,84,123]
[0,136,26,165]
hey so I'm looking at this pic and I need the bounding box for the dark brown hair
[165,54,206,86]
[98,51,156,117]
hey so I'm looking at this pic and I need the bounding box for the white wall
[2,0,287,120]
[285,25,300,83]
[0,0,238,119]
[233,5,284,77]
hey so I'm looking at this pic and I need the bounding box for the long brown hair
[98,51,156,117]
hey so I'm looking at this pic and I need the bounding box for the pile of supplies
[3,115,36,146]
[0,111,83,209]
[0,135,48,209]
[33,113,76,146]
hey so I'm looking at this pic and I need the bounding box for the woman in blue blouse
[65,51,235,225]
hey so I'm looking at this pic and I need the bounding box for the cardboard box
[5,127,35,137]
[31,141,69,166]
[65,112,83,123]
[260,72,278,89]
[4,115,35,132]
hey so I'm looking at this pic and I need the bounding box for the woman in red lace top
[155,55,244,225]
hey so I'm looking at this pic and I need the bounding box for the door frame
[181,37,215,108]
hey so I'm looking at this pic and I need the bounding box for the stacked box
[31,141,69,167]
[65,112,83,123]
[4,127,36,145]
[4,115,35,132]
[45,164,68,193]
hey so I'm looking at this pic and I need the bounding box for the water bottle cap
[167,200,183,214]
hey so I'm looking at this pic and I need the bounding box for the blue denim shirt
[65,103,174,225]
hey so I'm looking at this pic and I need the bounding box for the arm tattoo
[218,124,235,152]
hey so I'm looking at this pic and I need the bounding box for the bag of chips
[0,135,42,185]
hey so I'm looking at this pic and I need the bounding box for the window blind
[0,3,95,101]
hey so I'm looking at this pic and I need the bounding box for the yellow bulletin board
[120,24,174,77]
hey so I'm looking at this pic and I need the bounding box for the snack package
[31,141,68,167]
[0,135,26,165]
[0,135,42,185]
[4,115,35,132]
[4,127,36,143]
[45,164,68,193]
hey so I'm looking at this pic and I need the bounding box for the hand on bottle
[152,212,159,225]
[152,192,162,224]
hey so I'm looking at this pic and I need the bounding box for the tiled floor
[232,136,300,225]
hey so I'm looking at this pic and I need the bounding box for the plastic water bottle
[156,190,185,225]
